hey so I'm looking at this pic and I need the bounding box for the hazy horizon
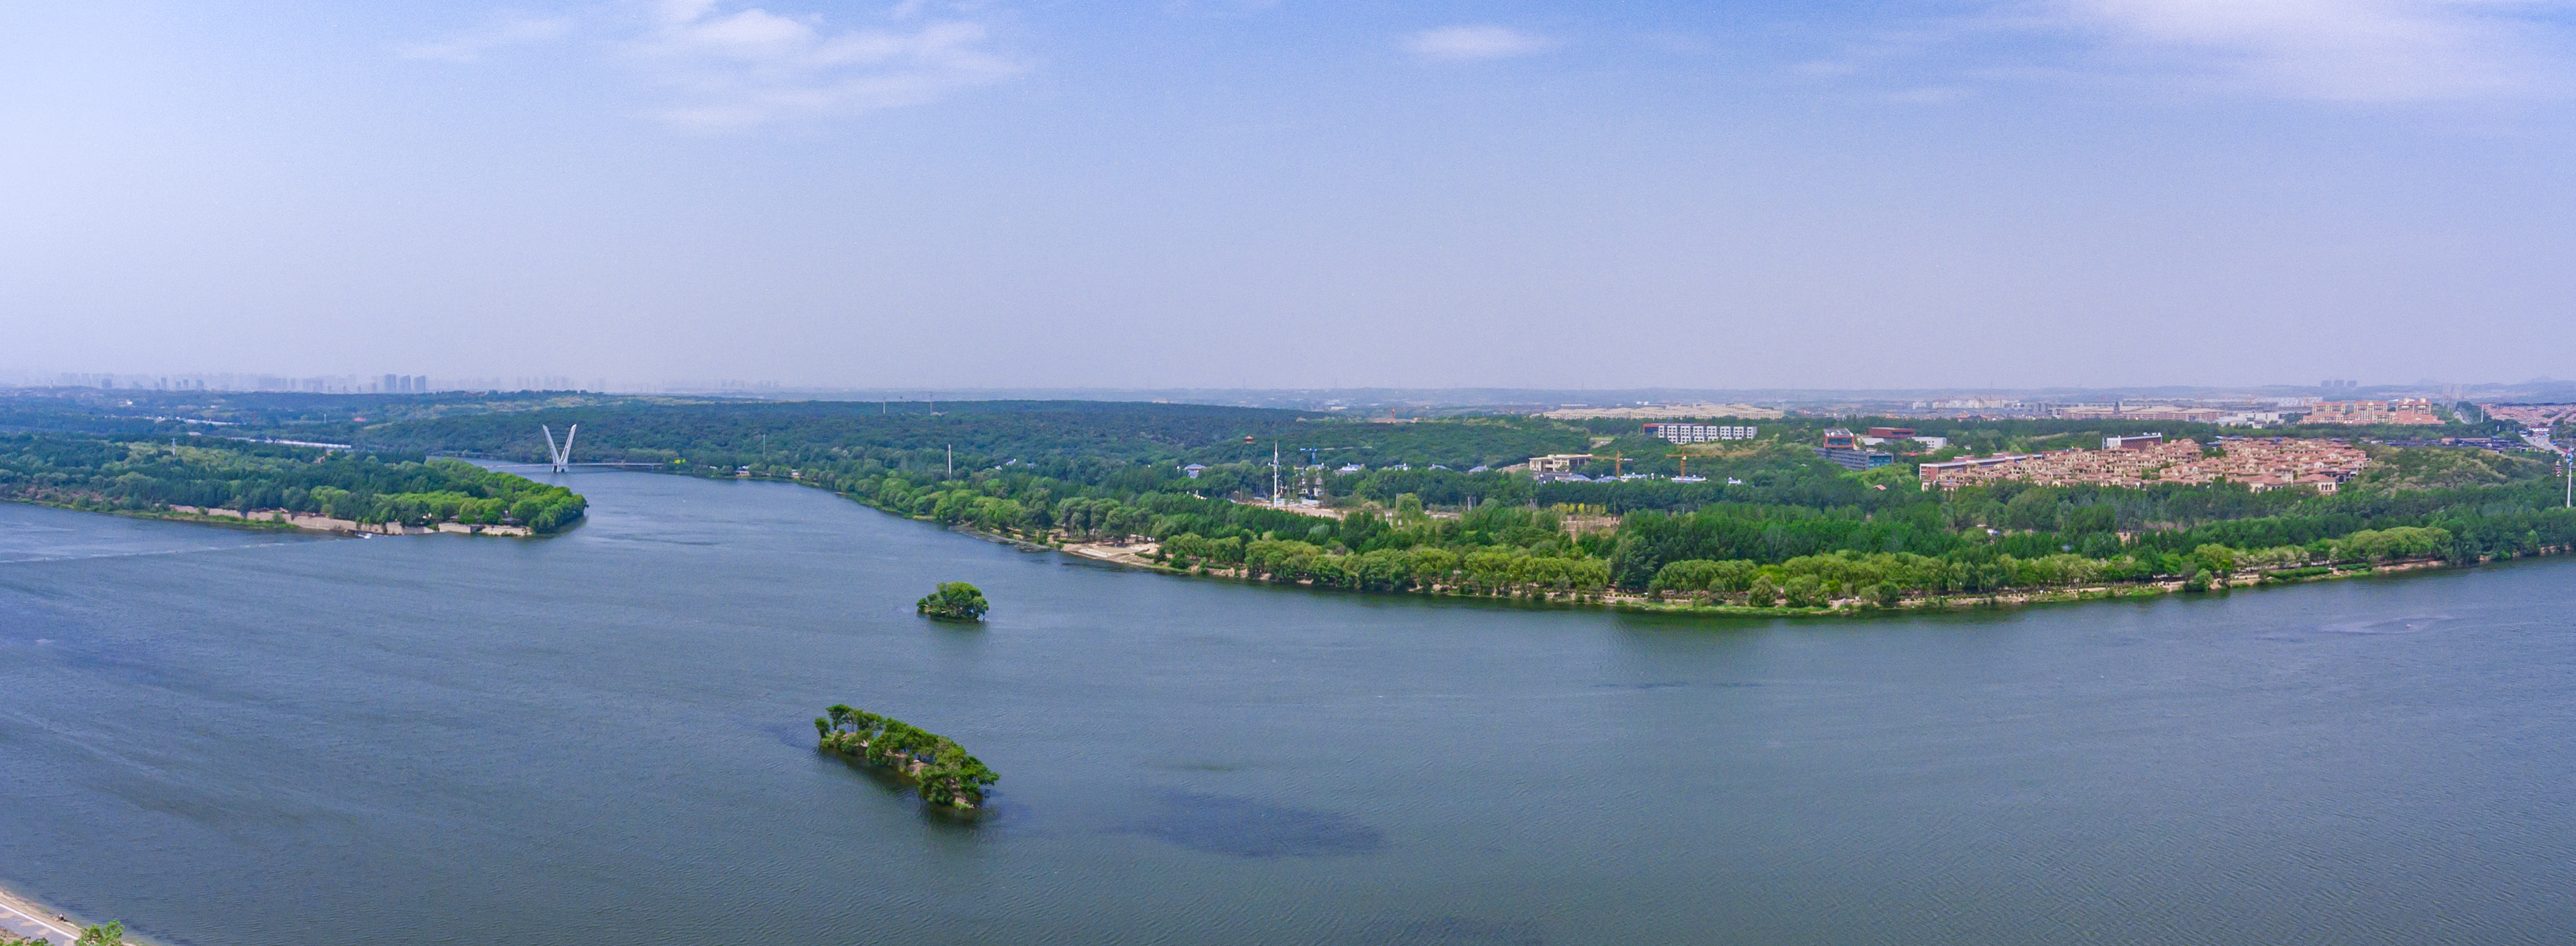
[18,377,2576,409]
[8,0,2575,389]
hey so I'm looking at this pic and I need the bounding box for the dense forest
[6,390,2568,610]
[0,434,586,532]
[337,401,1591,473]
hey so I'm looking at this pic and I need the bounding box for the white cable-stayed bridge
[476,424,667,472]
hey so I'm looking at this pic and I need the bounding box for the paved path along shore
[0,886,77,945]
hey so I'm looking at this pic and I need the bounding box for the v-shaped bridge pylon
[541,424,579,473]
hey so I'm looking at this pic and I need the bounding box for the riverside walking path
[0,885,77,944]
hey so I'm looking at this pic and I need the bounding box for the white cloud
[397,13,576,62]
[2056,0,2569,100]
[1404,25,1556,62]
[629,0,1024,131]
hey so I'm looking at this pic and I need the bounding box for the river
[2,471,2572,945]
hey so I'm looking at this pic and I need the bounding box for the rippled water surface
[3,473,2573,945]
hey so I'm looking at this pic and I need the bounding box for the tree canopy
[916,582,990,621]
[0,434,585,532]
[814,705,998,809]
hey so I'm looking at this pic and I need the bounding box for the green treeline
[814,705,998,809]
[810,456,2576,606]
[27,392,2562,610]
[834,447,2572,606]
[295,398,2569,607]
[326,400,1589,473]
[0,434,586,532]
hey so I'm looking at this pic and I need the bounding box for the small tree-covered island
[814,705,998,809]
[916,582,990,620]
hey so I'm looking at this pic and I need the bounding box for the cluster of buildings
[2054,404,2231,423]
[2038,397,2442,428]
[2482,403,2576,431]
[1537,402,1784,420]
[1810,427,1950,471]
[2050,403,2303,427]
[1642,422,1759,443]
[1521,454,1684,483]
[1917,435,2369,494]
[2300,398,2441,425]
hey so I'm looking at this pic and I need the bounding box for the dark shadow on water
[1590,680,1764,690]
[813,748,1000,828]
[822,749,921,798]
[762,720,817,751]
[591,535,720,547]
[1356,917,1546,946]
[1116,789,1385,857]
[2318,614,2453,635]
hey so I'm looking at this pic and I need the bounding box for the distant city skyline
[5,1,2573,388]
[14,370,2573,411]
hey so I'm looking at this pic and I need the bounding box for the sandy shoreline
[0,883,81,945]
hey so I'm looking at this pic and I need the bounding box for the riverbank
[164,506,535,537]
[3,498,302,534]
[940,505,2562,617]
[0,498,542,538]
[695,470,2576,619]
[0,883,82,945]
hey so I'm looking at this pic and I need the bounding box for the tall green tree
[916,582,990,620]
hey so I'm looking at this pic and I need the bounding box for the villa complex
[2302,398,2441,425]
[1920,437,2369,493]
[2482,403,2576,430]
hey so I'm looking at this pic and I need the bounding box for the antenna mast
[1272,442,1282,506]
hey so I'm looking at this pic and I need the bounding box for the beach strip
[0,884,79,945]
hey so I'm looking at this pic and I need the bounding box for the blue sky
[5,0,2573,390]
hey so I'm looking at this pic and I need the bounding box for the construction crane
[1667,451,1691,478]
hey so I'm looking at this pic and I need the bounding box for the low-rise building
[1814,446,1894,470]
[1859,433,1948,450]
[1643,422,1757,443]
